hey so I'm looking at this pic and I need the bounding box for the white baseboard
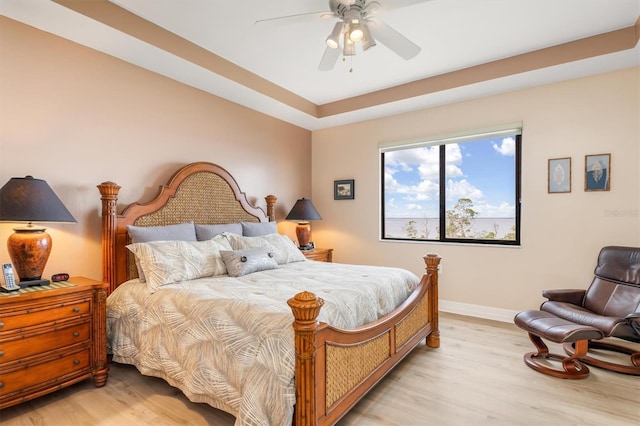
[439,300,519,323]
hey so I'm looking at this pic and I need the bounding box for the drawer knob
[0,351,3,357]
[0,322,3,328]
[0,382,3,388]
[73,307,80,313]
[73,332,80,337]
[73,359,80,365]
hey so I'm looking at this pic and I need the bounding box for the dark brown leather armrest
[627,313,640,335]
[541,289,586,305]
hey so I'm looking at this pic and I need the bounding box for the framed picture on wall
[334,179,355,200]
[585,154,610,191]
[548,157,571,193]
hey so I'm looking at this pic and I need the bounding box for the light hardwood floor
[2,313,638,426]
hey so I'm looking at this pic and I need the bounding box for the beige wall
[0,17,311,282]
[311,67,640,316]
[2,17,639,319]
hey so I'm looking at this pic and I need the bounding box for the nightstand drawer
[0,347,91,397]
[0,298,91,332]
[0,321,91,363]
[302,248,333,262]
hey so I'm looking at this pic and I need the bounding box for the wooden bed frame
[98,161,440,426]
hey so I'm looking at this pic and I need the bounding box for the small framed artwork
[548,157,571,193]
[334,179,355,200]
[585,154,610,191]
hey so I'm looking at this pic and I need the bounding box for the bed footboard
[288,254,441,426]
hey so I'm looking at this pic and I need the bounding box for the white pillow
[126,235,233,293]
[222,232,272,250]
[126,222,197,282]
[222,232,306,265]
[258,233,307,264]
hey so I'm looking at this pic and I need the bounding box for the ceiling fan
[256,0,431,71]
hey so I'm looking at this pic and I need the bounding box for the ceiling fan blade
[367,18,421,60]
[376,0,436,13]
[255,10,334,27]
[318,46,341,71]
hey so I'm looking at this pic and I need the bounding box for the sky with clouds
[384,136,516,219]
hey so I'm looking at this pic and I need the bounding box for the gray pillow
[126,222,197,281]
[220,248,278,277]
[195,223,242,241]
[127,222,197,243]
[240,221,278,237]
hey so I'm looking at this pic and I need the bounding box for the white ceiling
[2,0,639,130]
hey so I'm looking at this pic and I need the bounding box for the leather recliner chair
[540,246,640,375]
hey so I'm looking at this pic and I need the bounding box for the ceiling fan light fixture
[360,22,376,51]
[325,22,343,49]
[343,32,356,56]
[349,21,364,42]
[314,0,421,71]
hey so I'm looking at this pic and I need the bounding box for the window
[381,126,521,245]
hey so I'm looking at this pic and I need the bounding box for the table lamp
[285,198,322,250]
[0,176,76,287]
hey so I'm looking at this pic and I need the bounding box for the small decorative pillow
[126,236,232,293]
[220,248,278,277]
[195,223,242,241]
[126,222,197,282]
[240,221,278,237]
[222,232,306,265]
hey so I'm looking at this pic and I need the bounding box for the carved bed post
[265,194,277,222]
[92,284,109,387]
[97,181,120,294]
[424,253,441,348]
[287,291,325,426]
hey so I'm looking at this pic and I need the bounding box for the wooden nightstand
[302,248,333,262]
[0,276,108,409]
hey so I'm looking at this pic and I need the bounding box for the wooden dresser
[0,277,108,409]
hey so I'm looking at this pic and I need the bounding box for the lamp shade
[0,176,76,223]
[361,23,376,51]
[343,32,356,56]
[285,198,322,222]
[325,22,343,49]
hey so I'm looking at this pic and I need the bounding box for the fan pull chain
[342,55,354,73]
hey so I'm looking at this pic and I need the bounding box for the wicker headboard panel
[98,162,277,294]
[132,172,262,227]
